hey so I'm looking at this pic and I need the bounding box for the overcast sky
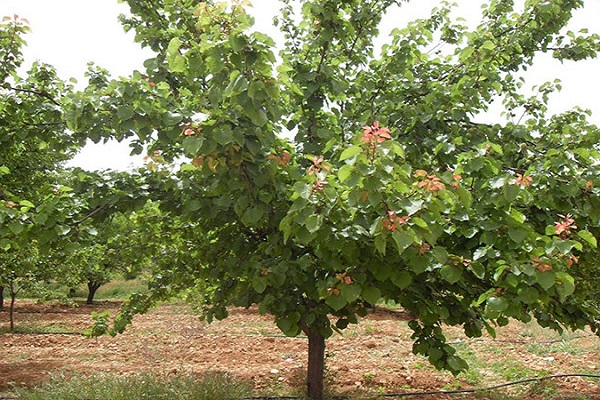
[2,0,599,171]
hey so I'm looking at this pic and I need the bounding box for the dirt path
[1,301,598,398]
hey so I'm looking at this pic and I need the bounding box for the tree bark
[0,286,4,310]
[305,328,326,400]
[9,281,16,333]
[86,281,103,305]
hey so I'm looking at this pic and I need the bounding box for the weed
[441,379,462,390]
[527,377,559,398]
[527,340,584,357]
[15,370,252,400]
[490,359,537,381]
[362,372,375,384]
[0,322,74,334]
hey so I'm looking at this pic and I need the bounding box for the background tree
[0,245,72,332]
[68,202,161,304]
[1,14,85,314]
[65,1,600,399]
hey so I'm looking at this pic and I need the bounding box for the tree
[0,245,69,332]
[1,14,86,319]
[0,16,142,325]
[65,1,600,399]
[69,203,160,304]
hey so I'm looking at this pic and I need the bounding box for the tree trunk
[86,281,102,305]
[9,282,16,333]
[0,286,4,310]
[305,328,326,400]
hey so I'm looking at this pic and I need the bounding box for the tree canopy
[4,1,600,399]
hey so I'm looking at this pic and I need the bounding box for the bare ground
[1,300,599,399]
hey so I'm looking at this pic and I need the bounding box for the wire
[377,373,600,398]
[242,373,600,400]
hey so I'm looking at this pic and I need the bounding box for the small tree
[69,206,158,304]
[65,1,600,399]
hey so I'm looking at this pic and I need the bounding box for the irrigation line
[243,373,600,400]
[368,373,600,399]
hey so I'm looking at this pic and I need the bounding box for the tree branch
[6,86,60,106]
[70,204,110,226]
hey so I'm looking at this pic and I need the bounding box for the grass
[69,279,148,301]
[15,371,252,400]
[527,339,585,357]
[0,322,75,334]
[490,359,540,381]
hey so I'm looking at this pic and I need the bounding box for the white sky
[2,0,599,171]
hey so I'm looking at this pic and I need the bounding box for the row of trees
[0,14,161,326]
[3,1,600,399]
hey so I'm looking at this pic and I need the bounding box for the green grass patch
[527,340,584,357]
[0,322,75,335]
[65,279,147,301]
[94,279,147,300]
[490,359,541,381]
[15,371,252,400]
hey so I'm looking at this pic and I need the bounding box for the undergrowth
[14,370,252,400]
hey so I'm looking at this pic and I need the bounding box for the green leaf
[276,318,300,337]
[340,284,362,303]
[244,103,268,127]
[392,231,414,255]
[325,293,347,311]
[577,230,597,248]
[412,217,428,229]
[337,164,354,183]
[182,136,204,155]
[117,106,134,120]
[185,199,202,212]
[305,214,324,233]
[508,227,528,244]
[440,265,462,284]
[227,73,249,96]
[54,224,71,236]
[0,239,10,251]
[486,296,508,313]
[456,187,472,208]
[167,37,181,55]
[163,111,183,126]
[8,221,24,235]
[535,271,556,290]
[391,270,412,289]
[229,34,246,52]
[480,40,496,51]
[242,206,265,226]
[469,262,486,279]
[19,200,35,208]
[556,272,575,300]
[252,277,267,294]
[473,247,488,260]
[374,235,386,255]
[518,287,539,304]
[432,247,448,264]
[169,55,186,73]
[503,184,520,203]
[555,240,575,254]
[339,146,362,161]
[361,286,381,305]
[446,355,469,373]
[545,225,558,235]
